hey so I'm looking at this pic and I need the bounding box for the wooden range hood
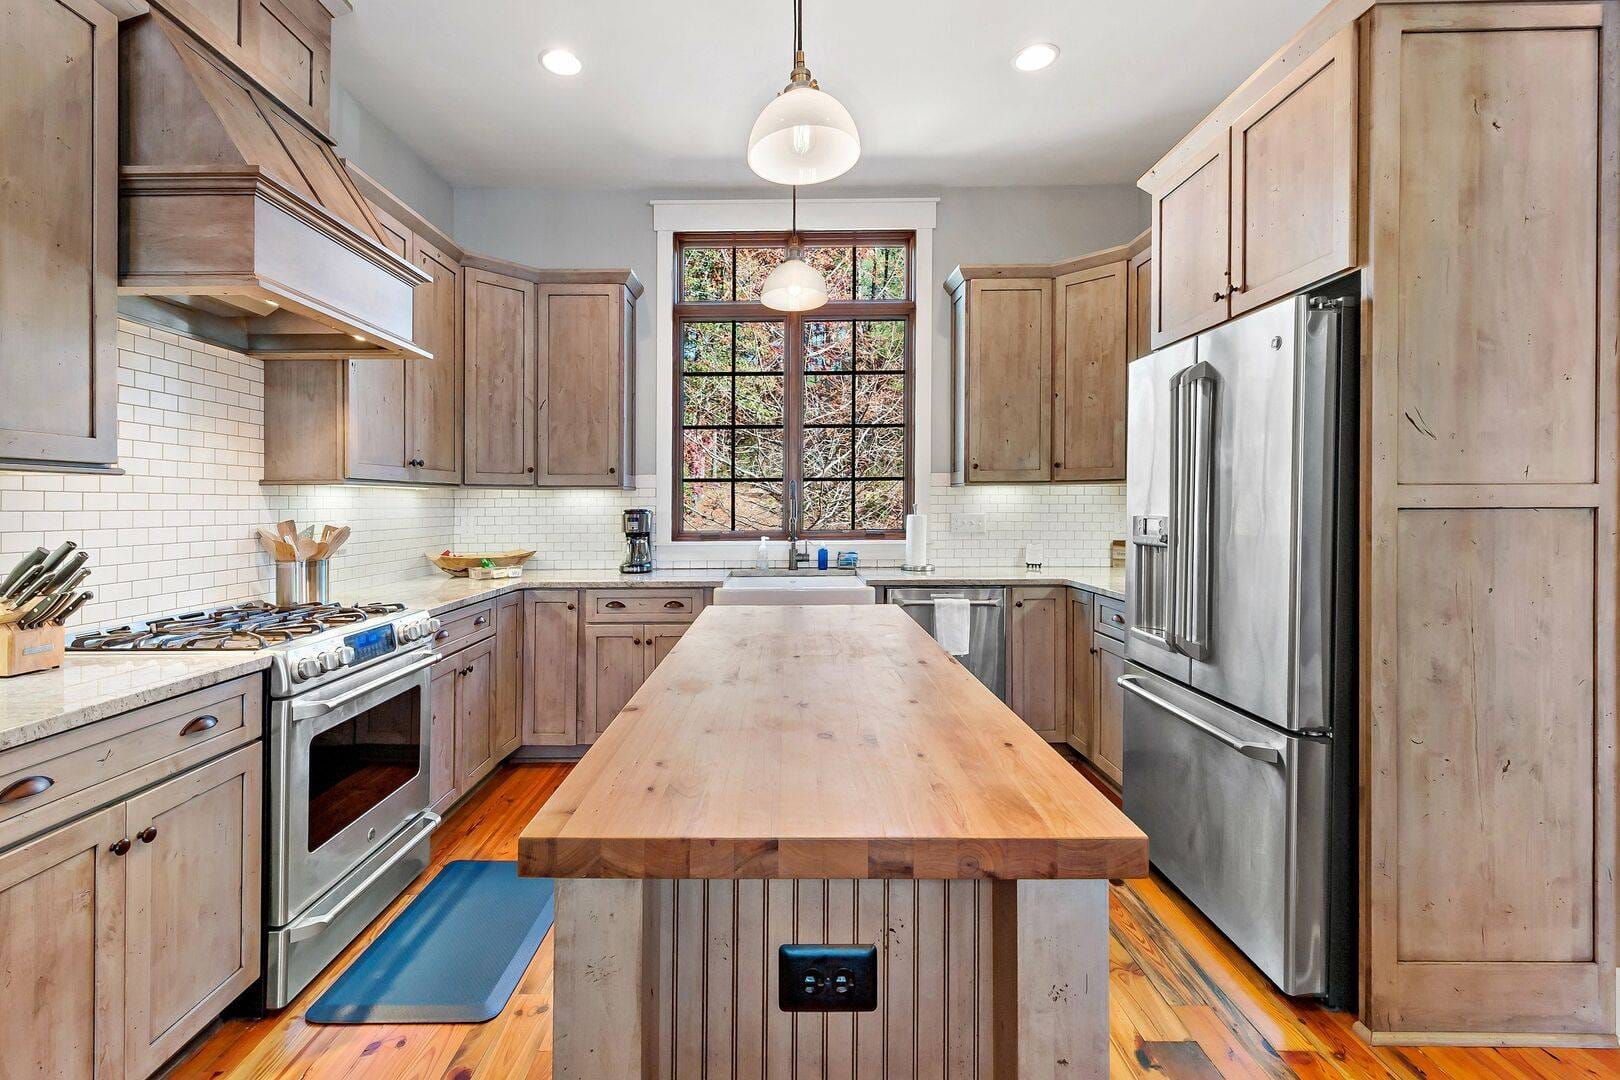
[116,10,429,360]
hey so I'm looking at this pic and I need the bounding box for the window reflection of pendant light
[761,186,827,312]
[747,0,860,186]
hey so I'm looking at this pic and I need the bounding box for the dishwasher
[886,587,1007,702]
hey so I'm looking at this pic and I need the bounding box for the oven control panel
[345,623,397,664]
[278,611,440,692]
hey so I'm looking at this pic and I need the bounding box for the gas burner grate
[69,601,410,651]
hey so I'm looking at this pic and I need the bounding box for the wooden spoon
[324,526,351,558]
[257,527,294,562]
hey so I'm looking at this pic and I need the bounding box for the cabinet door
[123,745,261,1079]
[966,279,1052,482]
[1151,131,1231,349]
[492,593,525,758]
[428,656,459,814]
[1053,261,1128,482]
[537,284,631,487]
[1067,592,1095,758]
[454,638,496,793]
[1229,25,1356,315]
[242,0,332,133]
[1092,637,1125,787]
[645,623,689,676]
[345,203,412,481]
[406,236,463,484]
[0,803,125,1080]
[1126,246,1153,361]
[525,592,580,746]
[581,623,646,743]
[1008,587,1067,741]
[0,0,118,467]
[464,268,538,485]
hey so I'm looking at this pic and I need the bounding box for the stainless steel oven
[264,610,442,1008]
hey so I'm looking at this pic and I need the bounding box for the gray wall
[452,184,1148,475]
[332,85,456,230]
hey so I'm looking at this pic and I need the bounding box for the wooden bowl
[427,550,536,577]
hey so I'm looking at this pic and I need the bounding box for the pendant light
[747,0,860,186]
[761,187,828,312]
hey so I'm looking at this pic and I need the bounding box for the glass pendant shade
[760,255,828,312]
[747,85,861,186]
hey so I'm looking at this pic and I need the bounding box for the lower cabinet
[581,621,690,744]
[1008,587,1067,741]
[453,638,497,794]
[492,594,525,758]
[429,597,529,813]
[524,591,580,747]
[428,657,459,815]
[1091,633,1126,787]
[0,743,261,1080]
[1067,591,1095,757]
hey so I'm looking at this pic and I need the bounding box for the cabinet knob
[526,466,536,474]
[1212,291,1225,303]
[0,775,53,803]
[180,714,218,737]
[1053,462,1062,469]
[137,826,158,844]
[1015,600,1023,608]
[608,467,616,475]
[972,463,980,470]
[110,837,131,856]
[566,603,575,610]
[632,638,641,645]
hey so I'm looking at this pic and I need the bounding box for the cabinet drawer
[1093,596,1127,642]
[431,600,496,654]
[586,590,702,624]
[0,673,262,850]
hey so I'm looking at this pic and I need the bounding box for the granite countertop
[0,652,271,752]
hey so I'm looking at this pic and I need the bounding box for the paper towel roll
[904,513,928,568]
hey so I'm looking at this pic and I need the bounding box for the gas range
[69,600,441,698]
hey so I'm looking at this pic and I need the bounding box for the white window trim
[652,197,938,561]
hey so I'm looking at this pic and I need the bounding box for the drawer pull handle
[435,629,450,641]
[110,837,131,857]
[606,600,626,609]
[180,714,219,736]
[1109,613,1124,624]
[663,600,684,609]
[474,615,488,626]
[0,775,53,803]
[137,826,158,844]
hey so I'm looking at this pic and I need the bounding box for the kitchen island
[519,604,1146,1079]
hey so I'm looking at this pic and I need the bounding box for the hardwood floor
[172,763,1620,1079]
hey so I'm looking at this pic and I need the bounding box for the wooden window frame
[672,230,916,542]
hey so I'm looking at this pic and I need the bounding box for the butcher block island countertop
[521,605,1145,1080]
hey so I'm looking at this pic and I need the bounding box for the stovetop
[69,600,409,652]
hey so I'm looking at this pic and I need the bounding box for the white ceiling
[333,0,1321,191]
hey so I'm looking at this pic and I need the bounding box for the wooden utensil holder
[0,622,65,677]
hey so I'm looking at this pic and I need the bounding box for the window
[674,231,914,540]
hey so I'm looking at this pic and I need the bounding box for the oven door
[269,647,438,925]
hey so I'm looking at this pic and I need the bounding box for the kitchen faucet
[787,482,809,569]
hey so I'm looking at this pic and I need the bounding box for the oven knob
[318,649,343,673]
[340,646,357,665]
[399,622,420,643]
[295,656,321,681]
[426,617,442,634]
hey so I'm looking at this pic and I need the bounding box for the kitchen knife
[19,550,87,607]
[19,593,68,630]
[0,547,47,596]
[41,568,91,611]
[3,564,45,603]
[51,591,91,627]
[37,540,77,576]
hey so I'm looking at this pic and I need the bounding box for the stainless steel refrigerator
[1123,277,1357,1004]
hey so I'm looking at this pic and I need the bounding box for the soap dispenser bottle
[756,536,769,570]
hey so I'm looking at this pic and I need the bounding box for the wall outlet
[954,512,988,536]
[778,944,878,1012]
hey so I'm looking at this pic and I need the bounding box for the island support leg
[553,879,659,1080]
[992,878,1110,1080]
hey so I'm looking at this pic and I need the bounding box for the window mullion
[785,311,803,537]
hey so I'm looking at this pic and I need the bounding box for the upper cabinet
[1145,25,1357,348]
[0,0,119,470]
[147,0,333,134]
[946,231,1147,486]
[535,281,636,488]
[464,267,538,485]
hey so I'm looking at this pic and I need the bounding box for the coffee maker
[621,508,654,573]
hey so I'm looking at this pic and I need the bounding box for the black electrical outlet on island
[778,944,879,1012]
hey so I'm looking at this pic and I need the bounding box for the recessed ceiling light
[1012,42,1060,72]
[540,49,582,76]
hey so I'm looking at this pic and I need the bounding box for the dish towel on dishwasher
[934,597,972,656]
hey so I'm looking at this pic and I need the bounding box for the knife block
[0,622,64,677]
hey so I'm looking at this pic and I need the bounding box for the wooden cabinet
[536,283,635,487]
[1147,26,1357,347]
[1067,591,1095,758]
[0,739,260,1080]
[464,268,538,485]
[492,593,524,758]
[1053,261,1128,481]
[1126,236,1153,361]
[524,591,580,747]
[427,657,458,815]
[428,623,509,812]
[1091,634,1125,788]
[0,804,126,1079]
[452,638,496,794]
[0,0,119,470]
[949,277,1053,482]
[580,621,691,744]
[122,745,261,1078]
[1008,587,1067,742]
[406,236,463,483]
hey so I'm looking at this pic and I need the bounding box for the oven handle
[290,652,441,722]
[286,811,441,943]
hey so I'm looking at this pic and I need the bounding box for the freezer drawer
[1120,663,1330,996]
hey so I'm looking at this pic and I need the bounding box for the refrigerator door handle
[1118,674,1282,764]
[1169,362,1217,661]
